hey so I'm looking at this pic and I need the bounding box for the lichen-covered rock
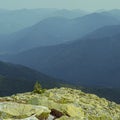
[20,115,39,120]
[61,104,84,118]
[0,102,50,119]
[0,87,120,120]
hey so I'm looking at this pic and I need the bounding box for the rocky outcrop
[0,87,120,120]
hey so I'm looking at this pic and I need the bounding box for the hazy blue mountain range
[0,8,56,34]
[3,25,120,88]
[53,9,87,18]
[1,9,120,104]
[0,12,119,54]
[105,9,120,20]
[0,60,63,96]
[0,8,87,34]
[85,24,120,39]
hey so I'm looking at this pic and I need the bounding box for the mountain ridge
[4,25,120,88]
[0,60,62,96]
[0,12,119,53]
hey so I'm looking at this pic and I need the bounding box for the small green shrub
[33,81,45,94]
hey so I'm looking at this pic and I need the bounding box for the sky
[0,0,120,11]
